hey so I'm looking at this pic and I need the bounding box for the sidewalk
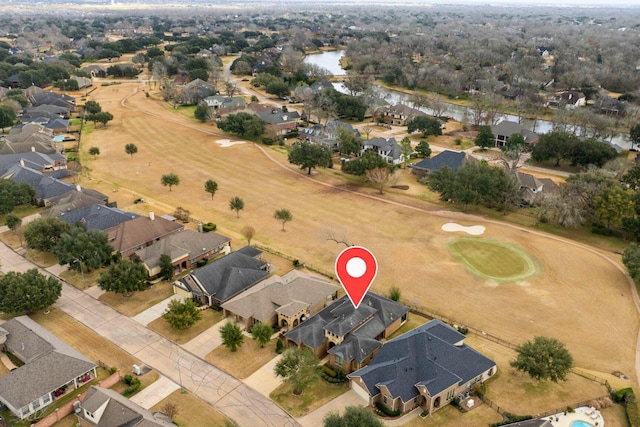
[130,375,181,409]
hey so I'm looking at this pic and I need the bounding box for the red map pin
[335,246,378,309]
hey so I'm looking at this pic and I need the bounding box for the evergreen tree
[98,259,149,296]
[220,321,244,352]
[0,269,62,313]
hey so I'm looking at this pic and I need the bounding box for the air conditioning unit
[132,364,142,376]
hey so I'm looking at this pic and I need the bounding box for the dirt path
[81,79,640,387]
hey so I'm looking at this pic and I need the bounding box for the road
[0,241,299,427]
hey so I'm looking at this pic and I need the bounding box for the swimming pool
[571,421,594,427]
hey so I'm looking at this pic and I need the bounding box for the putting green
[449,238,537,281]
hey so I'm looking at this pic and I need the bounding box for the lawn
[387,314,429,340]
[150,389,230,426]
[99,280,175,317]
[30,309,141,372]
[59,267,103,290]
[0,204,43,225]
[449,238,537,281]
[270,378,349,417]
[24,249,59,268]
[206,337,277,379]
[400,403,502,427]
[110,370,159,395]
[147,308,223,344]
[0,230,22,249]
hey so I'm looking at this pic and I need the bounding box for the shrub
[123,374,133,385]
[455,138,462,145]
[133,197,144,204]
[110,366,118,374]
[490,415,533,427]
[458,326,469,335]
[275,339,284,354]
[196,258,208,267]
[322,365,337,378]
[615,388,635,403]
[292,259,302,268]
[202,222,217,232]
[375,402,401,417]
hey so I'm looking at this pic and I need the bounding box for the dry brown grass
[387,314,429,340]
[30,308,140,371]
[150,389,230,427]
[99,281,174,317]
[270,379,349,418]
[59,267,103,290]
[110,370,159,394]
[206,337,277,379]
[79,80,639,390]
[400,403,503,427]
[0,230,23,249]
[24,249,58,267]
[147,308,223,344]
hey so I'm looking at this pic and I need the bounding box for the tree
[161,173,180,191]
[241,226,256,246]
[0,269,62,313]
[500,133,526,175]
[229,196,244,218]
[84,100,102,115]
[335,127,361,156]
[623,243,640,280]
[125,143,138,159]
[288,141,332,175]
[274,208,293,231]
[631,124,640,151]
[161,402,179,422]
[510,336,573,382]
[53,228,112,273]
[407,116,442,138]
[274,348,320,395]
[416,140,432,158]
[251,322,273,348]
[194,103,211,122]
[204,179,218,200]
[159,254,175,281]
[88,146,100,159]
[88,111,114,127]
[5,213,21,232]
[163,298,202,329]
[365,167,392,194]
[342,151,388,176]
[217,112,266,139]
[324,406,384,427]
[388,286,401,302]
[23,217,72,252]
[475,126,495,151]
[531,131,577,166]
[595,185,635,229]
[265,79,291,99]
[98,259,149,296]
[220,321,244,352]
[399,137,412,167]
[0,104,17,132]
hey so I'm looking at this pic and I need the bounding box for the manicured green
[449,238,536,281]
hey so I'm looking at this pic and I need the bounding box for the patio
[542,406,604,427]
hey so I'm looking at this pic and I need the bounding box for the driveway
[296,389,366,427]
[243,354,283,397]
[130,375,180,409]
[0,241,299,427]
[182,317,230,358]
[132,294,184,326]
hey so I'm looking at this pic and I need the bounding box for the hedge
[490,414,533,427]
[375,402,401,417]
[615,388,640,427]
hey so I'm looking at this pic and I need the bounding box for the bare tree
[224,80,239,97]
[365,167,392,194]
[426,94,449,119]
[322,229,353,247]
[241,226,256,246]
[361,125,373,140]
[409,91,429,111]
[161,403,179,421]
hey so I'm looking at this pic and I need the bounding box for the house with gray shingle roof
[361,137,403,165]
[203,95,245,116]
[255,107,301,136]
[284,292,409,373]
[0,316,97,420]
[0,151,66,175]
[491,120,539,148]
[348,320,496,416]
[173,249,269,307]
[136,229,231,277]
[408,150,476,178]
[378,103,427,126]
[50,204,138,231]
[77,386,174,427]
[221,270,339,330]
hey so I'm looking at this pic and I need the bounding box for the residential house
[301,121,360,150]
[29,92,76,112]
[348,320,496,416]
[135,229,231,277]
[81,65,107,78]
[43,118,70,134]
[378,103,427,126]
[490,120,540,148]
[173,249,269,307]
[71,76,92,90]
[43,191,109,218]
[0,316,97,420]
[2,165,108,207]
[284,292,409,373]
[361,137,402,165]
[23,105,71,120]
[203,96,246,116]
[515,171,557,205]
[77,386,173,427]
[105,212,184,258]
[1,123,56,154]
[176,78,217,105]
[557,91,586,109]
[48,204,138,231]
[221,270,339,330]
[0,151,66,175]
[255,107,301,136]
[409,150,475,178]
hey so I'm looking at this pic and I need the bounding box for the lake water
[305,50,630,149]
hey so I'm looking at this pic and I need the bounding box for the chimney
[20,159,25,167]
[76,185,81,192]
[149,211,155,221]
[31,146,36,152]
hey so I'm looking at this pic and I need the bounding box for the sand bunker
[216,139,246,147]
[441,223,486,235]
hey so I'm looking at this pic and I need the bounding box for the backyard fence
[535,396,611,419]
[253,244,335,280]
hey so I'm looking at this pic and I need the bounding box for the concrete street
[132,294,184,326]
[0,241,299,427]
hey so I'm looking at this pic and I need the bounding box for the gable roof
[105,215,184,254]
[80,386,174,427]
[363,137,400,160]
[43,191,108,216]
[0,152,66,175]
[349,320,495,401]
[409,150,468,172]
[0,316,96,410]
[221,270,339,323]
[4,165,74,201]
[491,120,539,144]
[256,108,301,125]
[52,204,138,231]
[179,251,269,303]
[285,292,409,362]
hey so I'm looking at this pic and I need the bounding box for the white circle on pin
[346,257,366,278]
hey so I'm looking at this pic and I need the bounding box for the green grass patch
[449,238,536,281]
